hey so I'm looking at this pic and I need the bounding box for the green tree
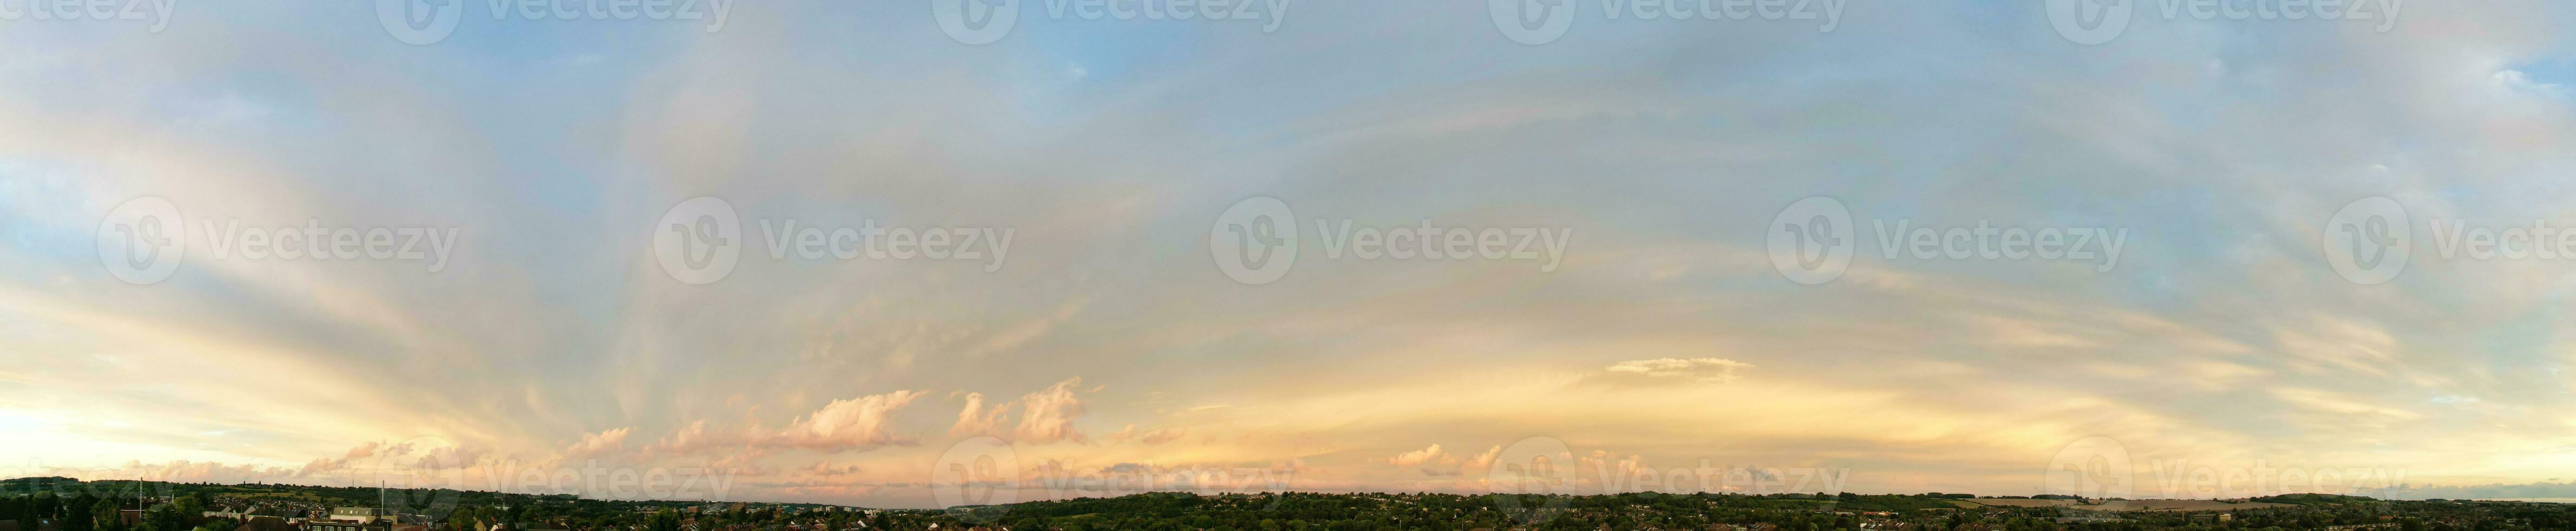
[63,494,97,531]
[645,510,680,531]
[95,501,127,531]
[140,504,186,531]
[175,493,210,516]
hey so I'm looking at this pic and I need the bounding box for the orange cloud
[1386,444,1449,467]
[1010,378,1088,444]
[563,427,635,458]
[770,391,931,452]
[950,392,1008,438]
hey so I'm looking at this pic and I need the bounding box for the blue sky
[1,0,2574,509]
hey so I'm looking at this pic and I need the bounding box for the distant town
[3,476,2572,531]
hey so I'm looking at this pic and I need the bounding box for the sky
[2,0,2575,510]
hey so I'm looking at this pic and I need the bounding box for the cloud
[949,378,1093,444]
[344,442,382,459]
[1140,429,1185,445]
[563,427,634,458]
[2273,318,2402,378]
[1596,358,1754,385]
[1010,378,1089,444]
[711,450,775,476]
[959,302,1084,359]
[1107,424,1186,445]
[413,446,484,471]
[298,441,393,476]
[949,392,1008,438]
[1389,444,1487,476]
[1386,444,1448,467]
[1461,445,1502,471]
[770,391,931,452]
[645,420,757,457]
[2271,387,2424,421]
[808,459,862,477]
[296,458,339,477]
[639,391,936,460]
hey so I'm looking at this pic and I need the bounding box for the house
[310,510,395,531]
[242,515,296,531]
[267,508,311,524]
[328,508,391,524]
